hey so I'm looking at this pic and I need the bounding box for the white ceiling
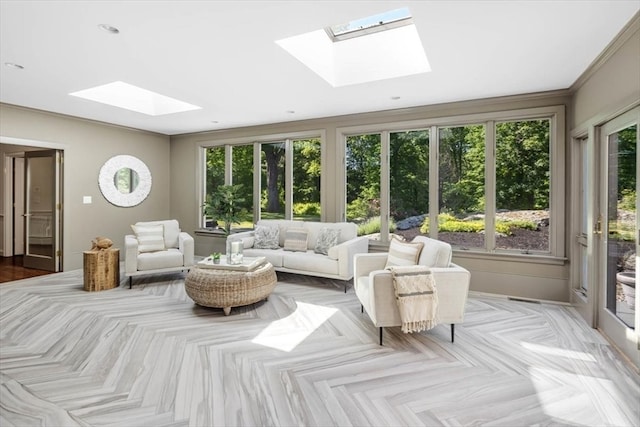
[1,1,638,136]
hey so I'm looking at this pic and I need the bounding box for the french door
[597,108,639,368]
[23,149,63,271]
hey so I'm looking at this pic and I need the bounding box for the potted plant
[203,184,247,236]
[210,252,221,264]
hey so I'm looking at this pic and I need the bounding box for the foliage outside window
[341,107,562,257]
[204,137,322,228]
[261,142,286,220]
[436,125,486,250]
[495,119,550,252]
[346,134,382,236]
[293,139,321,221]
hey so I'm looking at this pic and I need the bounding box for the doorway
[1,144,63,274]
[596,108,639,367]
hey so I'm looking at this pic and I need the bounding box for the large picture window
[339,105,564,258]
[203,136,322,229]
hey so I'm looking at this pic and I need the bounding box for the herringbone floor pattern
[1,268,638,426]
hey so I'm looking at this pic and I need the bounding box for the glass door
[23,149,62,272]
[571,136,595,326]
[597,107,639,368]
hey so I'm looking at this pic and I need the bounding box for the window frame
[336,105,566,260]
[198,130,325,228]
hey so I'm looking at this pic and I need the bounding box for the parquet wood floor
[0,256,53,283]
[1,268,638,426]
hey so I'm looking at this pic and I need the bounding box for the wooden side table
[83,248,120,291]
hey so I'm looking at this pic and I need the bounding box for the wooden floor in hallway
[1,268,638,426]
[0,255,53,284]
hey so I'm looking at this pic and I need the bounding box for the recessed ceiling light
[69,81,201,116]
[286,110,295,114]
[211,120,219,124]
[98,24,120,34]
[391,96,401,100]
[4,62,24,70]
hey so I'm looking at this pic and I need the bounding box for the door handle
[594,214,603,235]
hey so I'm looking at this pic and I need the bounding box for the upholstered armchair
[125,219,194,288]
[354,236,470,345]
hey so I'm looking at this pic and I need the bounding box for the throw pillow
[385,236,424,268]
[254,225,280,249]
[314,227,340,255]
[283,228,308,252]
[131,224,165,253]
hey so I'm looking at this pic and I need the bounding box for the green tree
[495,120,549,210]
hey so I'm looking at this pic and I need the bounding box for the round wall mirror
[99,155,151,207]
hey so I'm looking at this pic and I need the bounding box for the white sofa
[125,219,195,288]
[354,236,470,345]
[228,219,369,289]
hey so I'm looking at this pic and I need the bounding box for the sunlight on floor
[527,365,627,426]
[252,302,338,352]
[521,342,597,362]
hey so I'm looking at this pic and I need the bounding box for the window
[495,119,550,252]
[346,133,381,232]
[391,130,429,238]
[293,139,322,221]
[339,105,564,258]
[438,124,486,250]
[203,135,322,229]
[261,142,286,220]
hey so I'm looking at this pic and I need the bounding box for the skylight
[69,81,201,116]
[327,7,413,41]
[276,8,430,87]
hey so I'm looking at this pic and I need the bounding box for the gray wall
[0,104,171,270]
[170,92,572,302]
[571,17,639,128]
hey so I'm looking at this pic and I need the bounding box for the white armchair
[125,219,194,288]
[354,236,470,345]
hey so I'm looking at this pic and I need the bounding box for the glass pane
[390,130,429,241]
[346,134,381,236]
[293,138,321,221]
[261,142,286,220]
[232,145,255,227]
[27,156,54,257]
[438,125,485,249]
[204,146,225,228]
[495,120,550,252]
[607,124,636,329]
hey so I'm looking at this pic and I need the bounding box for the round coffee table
[184,262,277,315]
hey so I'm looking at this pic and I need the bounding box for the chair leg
[361,304,363,313]
[344,282,347,293]
[451,324,455,343]
[379,327,383,346]
[129,276,132,289]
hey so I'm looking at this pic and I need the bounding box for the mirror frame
[98,155,152,207]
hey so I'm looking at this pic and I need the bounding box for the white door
[597,107,639,368]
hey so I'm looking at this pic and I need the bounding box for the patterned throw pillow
[385,236,424,268]
[314,227,340,255]
[254,225,280,249]
[131,224,165,253]
[283,228,308,252]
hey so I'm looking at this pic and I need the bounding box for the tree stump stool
[83,248,120,291]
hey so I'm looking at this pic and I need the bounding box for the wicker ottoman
[184,262,277,315]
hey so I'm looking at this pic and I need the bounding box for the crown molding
[570,11,640,92]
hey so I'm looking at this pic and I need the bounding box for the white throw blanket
[388,265,439,333]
